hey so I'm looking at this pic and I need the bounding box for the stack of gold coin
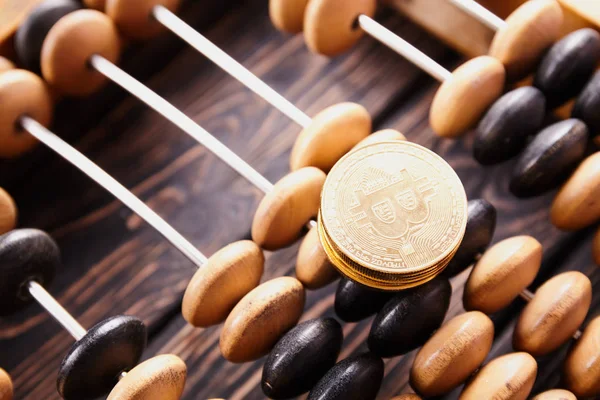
[318,141,467,290]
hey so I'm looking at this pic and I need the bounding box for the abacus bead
[464,236,542,314]
[531,389,577,400]
[489,0,563,81]
[106,0,181,40]
[430,56,505,138]
[252,167,325,250]
[510,119,588,198]
[107,354,186,400]
[514,271,592,356]
[58,316,147,400]
[15,0,81,73]
[0,368,13,400]
[290,103,371,172]
[269,0,309,34]
[0,229,59,316]
[368,278,451,358]
[442,199,496,278]
[307,352,384,400]
[0,188,17,235]
[551,152,600,231]
[83,0,105,10]
[334,277,393,322]
[473,87,546,165]
[593,227,600,265]
[410,311,494,397]
[182,240,264,327]
[0,70,52,158]
[459,352,537,400]
[220,277,305,363]
[563,316,600,398]
[296,227,338,289]
[303,0,377,56]
[534,28,600,109]
[572,70,600,137]
[352,129,406,150]
[262,318,343,399]
[41,10,121,96]
[0,57,15,74]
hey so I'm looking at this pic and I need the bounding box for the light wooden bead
[296,226,338,289]
[220,277,305,363]
[252,167,325,250]
[0,368,13,400]
[460,352,537,400]
[353,129,406,150]
[107,354,187,400]
[464,236,542,314]
[303,0,376,56]
[106,0,181,40]
[489,0,563,81]
[430,56,505,138]
[83,0,106,10]
[41,10,121,96]
[269,0,309,33]
[290,102,371,172]
[551,152,600,231]
[514,271,592,356]
[531,389,577,400]
[410,311,494,397]
[182,241,264,327]
[0,57,15,74]
[390,395,421,400]
[0,70,52,158]
[564,316,600,398]
[0,188,17,235]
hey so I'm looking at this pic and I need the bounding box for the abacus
[0,0,599,399]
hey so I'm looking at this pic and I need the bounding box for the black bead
[0,229,60,316]
[57,315,147,400]
[473,87,546,165]
[334,277,394,322]
[367,278,451,358]
[15,0,81,73]
[442,199,496,278]
[262,317,343,399]
[308,352,384,400]
[510,119,588,198]
[573,70,600,137]
[534,28,600,109]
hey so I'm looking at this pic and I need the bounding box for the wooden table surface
[0,1,598,399]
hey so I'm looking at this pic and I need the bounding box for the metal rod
[27,281,87,340]
[357,14,452,83]
[20,116,208,268]
[449,0,506,31]
[152,5,312,129]
[89,54,274,195]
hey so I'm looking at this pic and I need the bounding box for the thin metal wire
[152,6,312,129]
[27,281,87,340]
[89,54,274,195]
[449,0,506,31]
[21,116,208,268]
[357,14,452,83]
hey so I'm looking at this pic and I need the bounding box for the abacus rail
[448,0,505,31]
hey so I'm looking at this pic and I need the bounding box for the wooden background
[0,1,598,399]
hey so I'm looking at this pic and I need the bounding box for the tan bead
[489,0,563,81]
[269,0,309,33]
[107,354,187,400]
[303,0,376,56]
[252,167,325,250]
[514,271,591,356]
[0,188,17,235]
[0,368,13,400]
[106,0,181,40]
[41,10,121,96]
[296,226,338,289]
[390,395,422,400]
[0,70,52,158]
[83,0,106,10]
[290,102,371,172]
[564,316,600,398]
[551,152,600,231]
[460,352,537,400]
[410,311,494,397]
[182,241,264,327]
[353,129,406,150]
[531,389,577,400]
[430,56,505,138]
[220,277,305,363]
[0,57,15,74]
[464,236,542,314]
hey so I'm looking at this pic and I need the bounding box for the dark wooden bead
[573,70,600,137]
[57,315,147,400]
[0,229,60,316]
[442,199,497,278]
[308,352,384,400]
[510,119,588,198]
[334,277,394,322]
[368,278,451,358]
[534,28,600,109]
[262,317,343,399]
[473,87,546,165]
